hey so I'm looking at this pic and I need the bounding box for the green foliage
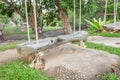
[0,1,14,17]
[0,61,54,80]
[85,18,104,32]
[107,2,120,20]
[82,0,98,19]
[101,73,119,80]
[0,42,21,51]
[0,14,8,27]
[0,14,8,23]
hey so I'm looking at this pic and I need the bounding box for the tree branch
[2,0,23,17]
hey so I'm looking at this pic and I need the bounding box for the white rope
[74,0,76,33]
[79,0,81,31]
[104,0,108,24]
[25,0,30,42]
[33,0,39,44]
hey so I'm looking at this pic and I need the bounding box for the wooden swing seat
[103,22,120,31]
[16,31,88,54]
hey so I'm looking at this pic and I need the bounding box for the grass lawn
[3,26,63,36]
[85,42,120,56]
[0,61,54,80]
[89,31,120,38]
[3,26,33,36]
[0,42,22,51]
[43,26,63,32]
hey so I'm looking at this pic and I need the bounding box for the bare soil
[0,49,24,65]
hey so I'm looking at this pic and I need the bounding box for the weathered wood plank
[103,22,120,31]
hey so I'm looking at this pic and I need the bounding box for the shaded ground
[88,36,120,48]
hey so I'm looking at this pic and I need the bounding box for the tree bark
[0,30,5,42]
[56,0,73,34]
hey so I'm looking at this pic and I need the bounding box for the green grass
[43,26,63,32]
[3,26,34,36]
[3,26,63,36]
[88,31,120,38]
[0,42,21,51]
[85,42,120,56]
[0,61,54,80]
[101,73,119,80]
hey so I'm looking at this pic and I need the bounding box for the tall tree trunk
[56,0,73,34]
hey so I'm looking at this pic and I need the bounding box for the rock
[42,43,120,80]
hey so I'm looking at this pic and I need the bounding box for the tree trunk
[56,0,73,34]
[0,30,5,42]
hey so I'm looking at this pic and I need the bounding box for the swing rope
[33,0,39,44]
[74,0,76,33]
[104,0,108,24]
[25,0,30,42]
[79,0,81,32]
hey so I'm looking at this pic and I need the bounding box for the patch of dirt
[0,49,24,65]
[88,36,120,48]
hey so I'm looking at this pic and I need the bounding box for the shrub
[101,73,119,80]
[85,18,105,32]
